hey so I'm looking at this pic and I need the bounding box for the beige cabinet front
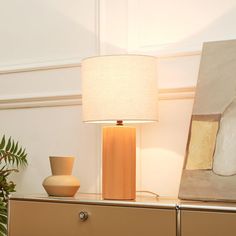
[181,210,236,236]
[9,200,176,236]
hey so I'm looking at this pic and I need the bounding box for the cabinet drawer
[9,200,176,236]
[181,210,236,236]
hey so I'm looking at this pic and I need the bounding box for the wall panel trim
[0,61,81,75]
[0,87,195,110]
[159,87,195,100]
[0,51,201,75]
[0,93,82,110]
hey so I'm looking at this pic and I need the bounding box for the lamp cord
[136,190,159,198]
[83,191,160,198]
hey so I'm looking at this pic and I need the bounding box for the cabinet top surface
[10,193,177,209]
[10,193,236,212]
[179,200,236,212]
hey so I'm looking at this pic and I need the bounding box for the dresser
[8,194,177,236]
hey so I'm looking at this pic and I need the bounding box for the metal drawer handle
[79,211,88,221]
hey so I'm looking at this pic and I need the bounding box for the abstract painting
[179,39,236,202]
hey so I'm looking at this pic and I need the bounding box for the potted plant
[0,135,27,236]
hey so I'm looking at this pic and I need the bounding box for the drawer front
[181,210,236,236]
[9,200,176,236]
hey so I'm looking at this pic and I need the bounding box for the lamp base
[102,126,136,200]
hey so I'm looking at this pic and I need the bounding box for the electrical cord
[85,191,160,198]
[136,190,159,198]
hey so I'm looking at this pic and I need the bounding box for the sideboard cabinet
[9,194,236,236]
[8,194,176,236]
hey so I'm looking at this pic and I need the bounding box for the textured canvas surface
[186,119,219,170]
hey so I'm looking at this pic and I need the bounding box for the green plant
[0,135,27,236]
[0,201,7,236]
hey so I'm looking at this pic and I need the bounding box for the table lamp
[81,55,158,200]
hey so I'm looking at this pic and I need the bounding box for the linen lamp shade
[81,55,158,200]
[82,55,158,123]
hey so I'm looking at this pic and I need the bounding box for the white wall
[0,0,98,67]
[1,0,236,197]
[0,0,101,194]
[99,0,236,196]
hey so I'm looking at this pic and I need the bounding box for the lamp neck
[116,120,123,126]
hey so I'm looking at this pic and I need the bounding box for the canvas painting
[179,39,236,202]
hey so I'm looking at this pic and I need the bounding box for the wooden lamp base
[102,125,136,200]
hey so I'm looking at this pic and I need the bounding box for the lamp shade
[81,55,158,123]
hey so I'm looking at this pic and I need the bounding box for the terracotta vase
[43,156,80,197]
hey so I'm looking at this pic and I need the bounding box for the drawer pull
[79,211,88,221]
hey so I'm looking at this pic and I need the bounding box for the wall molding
[0,87,195,110]
[0,50,201,75]
[159,87,195,100]
[0,93,82,110]
[0,60,81,75]
[158,51,201,59]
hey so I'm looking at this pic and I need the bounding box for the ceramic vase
[43,156,80,197]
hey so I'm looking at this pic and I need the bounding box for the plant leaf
[17,147,22,156]
[0,223,7,235]
[13,142,18,154]
[5,137,11,152]
[10,140,15,153]
[0,136,5,150]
